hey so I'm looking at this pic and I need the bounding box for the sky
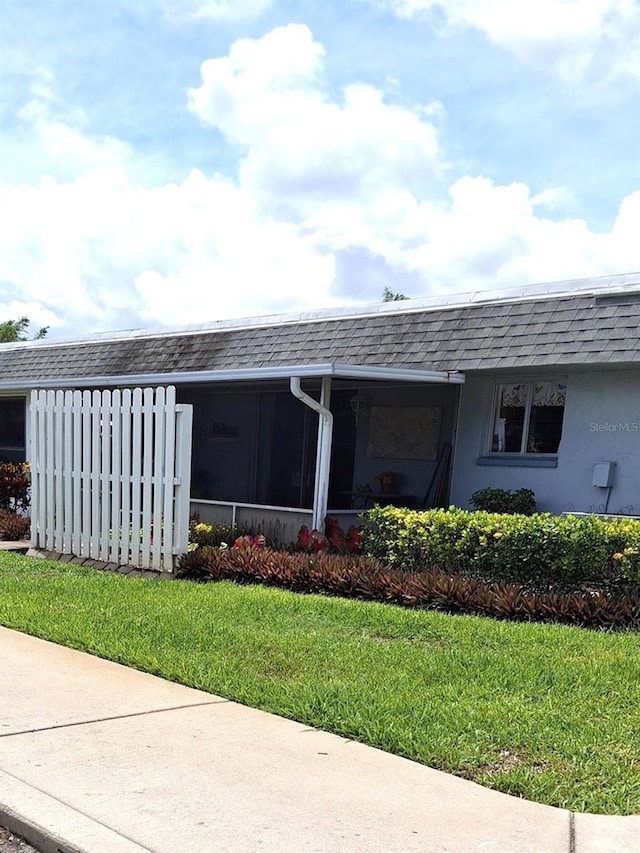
[1,0,639,339]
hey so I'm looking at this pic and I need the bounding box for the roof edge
[2,272,639,353]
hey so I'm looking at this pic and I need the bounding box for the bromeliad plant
[296,517,363,555]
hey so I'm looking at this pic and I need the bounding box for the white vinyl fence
[29,386,193,571]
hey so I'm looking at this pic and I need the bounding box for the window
[490,381,566,455]
[0,397,26,462]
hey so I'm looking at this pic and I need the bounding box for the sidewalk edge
[0,771,149,853]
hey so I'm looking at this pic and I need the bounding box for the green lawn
[1,553,639,815]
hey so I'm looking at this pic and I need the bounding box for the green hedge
[362,506,640,591]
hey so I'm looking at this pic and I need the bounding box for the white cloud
[364,0,640,84]
[0,167,337,333]
[188,24,442,221]
[408,179,640,289]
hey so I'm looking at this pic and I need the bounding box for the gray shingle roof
[1,288,639,388]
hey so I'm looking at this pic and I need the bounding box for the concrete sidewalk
[0,628,637,853]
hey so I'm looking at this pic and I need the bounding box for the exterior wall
[450,368,640,515]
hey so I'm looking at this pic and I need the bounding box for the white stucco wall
[450,368,639,515]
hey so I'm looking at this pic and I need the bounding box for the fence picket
[150,387,165,569]
[71,391,82,555]
[44,391,55,551]
[120,389,132,566]
[90,390,101,557]
[62,391,73,553]
[130,388,143,567]
[80,390,91,558]
[140,388,155,567]
[109,390,122,565]
[99,391,111,561]
[37,391,47,548]
[162,386,177,568]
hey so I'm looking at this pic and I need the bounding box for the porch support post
[289,376,333,531]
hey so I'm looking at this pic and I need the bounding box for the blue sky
[1,0,639,337]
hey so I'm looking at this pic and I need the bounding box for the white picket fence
[29,386,193,571]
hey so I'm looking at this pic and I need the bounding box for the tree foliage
[0,317,48,343]
[382,287,408,302]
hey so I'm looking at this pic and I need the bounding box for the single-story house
[1,273,639,544]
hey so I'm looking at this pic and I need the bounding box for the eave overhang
[0,362,465,393]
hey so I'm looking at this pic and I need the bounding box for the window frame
[486,378,567,458]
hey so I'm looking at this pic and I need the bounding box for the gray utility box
[592,462,616,488]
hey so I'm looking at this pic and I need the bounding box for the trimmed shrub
[175,544,640,630]
[470,487,536,515]
[362,505,640,591]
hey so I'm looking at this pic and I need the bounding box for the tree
[382,287,408,302]
[0,317,48,343]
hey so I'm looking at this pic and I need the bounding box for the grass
[1,553,639,816]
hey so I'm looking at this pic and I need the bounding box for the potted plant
[374,470,399,494]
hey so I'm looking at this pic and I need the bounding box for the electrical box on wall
[592,462,616,488]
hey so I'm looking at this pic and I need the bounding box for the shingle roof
[1,285,639,388]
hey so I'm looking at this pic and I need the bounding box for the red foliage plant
[0,509,31,541]
[0,462,30,514]
[296,518,363,555]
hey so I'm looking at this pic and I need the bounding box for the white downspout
[290,376,333,531]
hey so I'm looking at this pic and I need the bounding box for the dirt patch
[460,750,549,780]
[0,827,41,853]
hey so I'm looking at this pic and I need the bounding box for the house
[1,273,639,546]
